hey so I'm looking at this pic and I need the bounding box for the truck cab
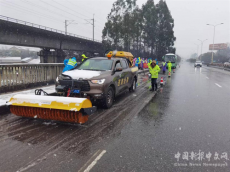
[55,57,138,108]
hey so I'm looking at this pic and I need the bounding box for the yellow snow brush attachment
[8,94,96,124]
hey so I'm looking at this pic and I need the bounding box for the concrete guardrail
[0,63,64,93]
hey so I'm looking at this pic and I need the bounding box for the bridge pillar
[38,49,66,63]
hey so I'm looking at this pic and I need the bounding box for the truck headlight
[91,79,105,84]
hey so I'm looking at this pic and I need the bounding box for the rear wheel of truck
[102,86,114,109]
[129,79,136,92]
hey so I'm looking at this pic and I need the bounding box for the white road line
[78,150,101,172]
[215,83,222,88]
[83,150,106,172]
[206,77,209,79]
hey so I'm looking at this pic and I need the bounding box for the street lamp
[197,39,208,62]
[194,43,199,59]
[207,23,224,63]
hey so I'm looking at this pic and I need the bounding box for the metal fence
[0,64,64,93]
[0,15,102,43]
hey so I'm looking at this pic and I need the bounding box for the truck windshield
[78,59,114,71]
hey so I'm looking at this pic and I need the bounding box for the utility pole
[92,14,94,41]
[65,20,77,35]
[198,39,208,62]
[85,14,95,41]
[206,23,224,63]
[65,20,67,35]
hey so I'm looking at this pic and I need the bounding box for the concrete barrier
[0,63,64,93]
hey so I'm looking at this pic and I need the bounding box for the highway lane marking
[206,77,209,79]
[78,149,106,172]
[78,150,101,172]
[215,83,222,88]
[84,150,106,172]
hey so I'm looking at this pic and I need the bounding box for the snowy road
[1,63,229,172]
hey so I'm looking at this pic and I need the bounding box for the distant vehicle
[224,62,230,67]
[162,53,177,69]
[194,61,202,67]
[224,62,230,69]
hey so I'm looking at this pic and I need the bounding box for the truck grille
[59,80,90,91]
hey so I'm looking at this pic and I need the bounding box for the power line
[65,0,105,27]
[32,0,104,33]
[39,0,84,20]
[39,0,103,35]
[50,0,105,29]
[38,0,100,33]
[22,1,99,34]
[20,0,88,27]
[1,1,63,23]
[1,0,103,40]
[51,0,90,19]
[20,0,71,21]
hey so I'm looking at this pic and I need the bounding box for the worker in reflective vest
[162,61,167,74]
[82,54,88,62]
[148,60,160,92]
[167,61,172,77]
[135,57,141,68]
[62,57,77,73]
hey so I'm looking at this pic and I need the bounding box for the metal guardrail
[0,63,64,93]
[208,63,230,71]
[209,63,224,67]
[0,15,102,43]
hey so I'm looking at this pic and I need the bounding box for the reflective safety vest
[67,59,77,66]
[138,57,141,64]
[82,54,88,62]
[148,63,161,78]
[167,62,172,71]
[162,62,166,66]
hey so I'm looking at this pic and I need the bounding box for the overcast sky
[0,0,229,58]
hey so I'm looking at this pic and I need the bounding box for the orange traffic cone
[168,71,171,77]
[160,77,164,85]
[173,69,175,73]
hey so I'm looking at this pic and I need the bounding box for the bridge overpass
[0,15,104,63]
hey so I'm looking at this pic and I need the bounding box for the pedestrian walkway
[0,85,55,106]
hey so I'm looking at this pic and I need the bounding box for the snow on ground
[0,85,55,106]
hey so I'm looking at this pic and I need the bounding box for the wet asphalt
[1,63,230,172]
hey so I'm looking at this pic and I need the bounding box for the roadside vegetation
[102,0,176,60]
[188,47,230,63]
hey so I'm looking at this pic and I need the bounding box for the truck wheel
[129,79,136,92]
[102,86,114,109]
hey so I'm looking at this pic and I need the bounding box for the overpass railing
[0,63,64,93]
[0,15,102,43]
